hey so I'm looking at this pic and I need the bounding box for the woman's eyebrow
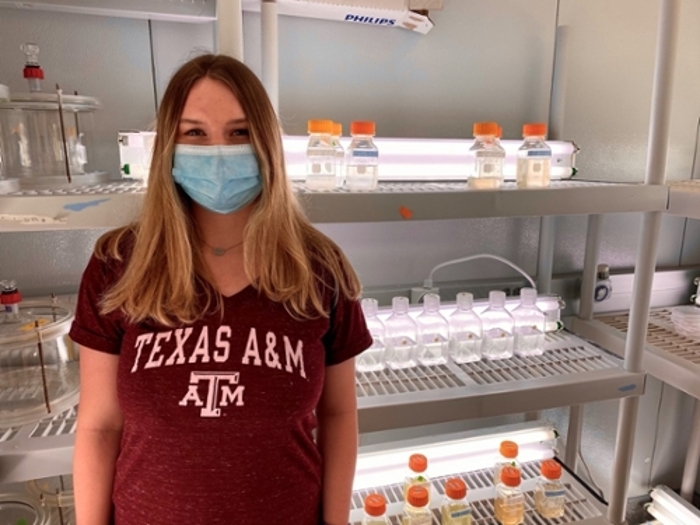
[179,118,248,125]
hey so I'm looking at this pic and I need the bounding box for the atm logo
[344,14,396,26]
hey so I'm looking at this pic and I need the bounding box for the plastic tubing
[424,254,536,290]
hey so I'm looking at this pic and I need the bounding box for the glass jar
[403,485,432,525]
[0,92,108,190]
[440,477,471,525]
[494,466,525,525]
[0,295,78,427]
[534,459,566,519]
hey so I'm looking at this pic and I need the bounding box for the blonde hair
[96,54,361,326]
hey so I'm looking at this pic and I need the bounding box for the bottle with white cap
[384,296,418,369]
[479,291,514,360]
[511,287,546,357]
[448,292,483,363]
[415,293,450,366]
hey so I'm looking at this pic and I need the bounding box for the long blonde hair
[96,54,361,326]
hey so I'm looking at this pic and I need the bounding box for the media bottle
[346,120,379,191]
[305,119,336,191]
[448,292,483,363]
[468,121,505,189]
[402,485,432,525]
[384,296,418,369]
[440,478,472,525]
[494,466,525,525]
[480,291,514,360]
[362,493,390,525]
[415,293,449,366]
[332,121,345,188]
[357,298,386,372]
[511,287,546,357]
[494,441,521,485]
[404,453,430,499]
[534,459,566,519]
[517,122,551,188]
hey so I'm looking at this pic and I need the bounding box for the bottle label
[351,150,379,158]
[526,150,551,157]
[450,508,472,518]
[544,489,566,498]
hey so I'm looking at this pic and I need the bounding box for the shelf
[0,406,76,485]
[0,180,669,231]
[666,180,700,219]
[349,457,608,524]
[356,330,645,433]
[568,309,700,400]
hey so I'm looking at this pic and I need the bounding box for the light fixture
[282,135,578,181]
[353,424,557,491]
[647,485,700,525]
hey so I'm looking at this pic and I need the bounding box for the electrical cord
[578,447,606,501]
[424,253,537,290]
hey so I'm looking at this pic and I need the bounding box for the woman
[70,54,372,525]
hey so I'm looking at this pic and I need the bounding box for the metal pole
[565,404,584,470]
[607,1,680,523]
[216,0,244,61]
[680,399,700,501]
[261,0,279,114]
[537,217,556,294]
[579,214,601,321]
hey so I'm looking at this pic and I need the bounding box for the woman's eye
[184,129,205,137]
[230,128,250,137]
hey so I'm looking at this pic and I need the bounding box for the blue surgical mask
[172,144,262,214]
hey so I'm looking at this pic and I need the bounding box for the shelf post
[680,398,700,501]
[261,0,279,113]
[579,214,602,321]
[607,0,680,523]
[216,0,245,61]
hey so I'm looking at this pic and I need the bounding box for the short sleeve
[322,292,373,366]
[68,253,124,355]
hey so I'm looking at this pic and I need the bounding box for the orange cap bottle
[500,466,521,487]
[332,122,342,136]
[407,485,430,507]
[523,122,547,137]
[307,119,333,134]
[364,493,387,517]
[350,120,376,136]
[541,459,562,480]
[473,121,499,137]
[445,478,467,500]
[409,453,428,473]
[499,441,518,459]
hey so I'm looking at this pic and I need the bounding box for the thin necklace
[201,238,244,256]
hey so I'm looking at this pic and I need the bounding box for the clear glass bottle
[494,466,525,525]
[346,120,379,191]
[534,459,566,519]
[448,292,483,363]
[1,280,23,324]
[357,298,386,372]
[332,121,345,189]
[512,287,545,357]
[440,478,472,525]
[517,122,551,188]
[384,296,418,370]
[480,291,514,360]
[415,293,449,366]
[404,453,430,500]
[305,119,336,191]
[468,121,505,190]
[362,493,390,525]
[494,441,521,485]
[403,485,432,525]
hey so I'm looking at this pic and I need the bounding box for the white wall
[1,0,700,501]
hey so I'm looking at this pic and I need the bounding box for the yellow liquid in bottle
[534,483,566,518]
[494,495,524,525]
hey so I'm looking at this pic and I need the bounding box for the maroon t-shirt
[69,251,372,525]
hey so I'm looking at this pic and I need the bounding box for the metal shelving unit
[0,180,669,231]
[666,180,700,219]
[569,310,700,399]
[357,331,644,433]
[0,407,76,485]
[349,459,608,524]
